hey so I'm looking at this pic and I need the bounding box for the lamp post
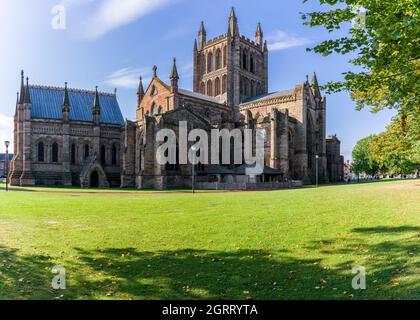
[315,155,319,188]
[191,146,197,194]
[4,141,10,192]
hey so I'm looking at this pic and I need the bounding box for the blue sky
[0,0,396,160]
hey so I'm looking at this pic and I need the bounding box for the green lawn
[0,180,419,300]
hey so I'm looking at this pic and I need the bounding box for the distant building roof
[29,85,124,126]
[240,89,295,104]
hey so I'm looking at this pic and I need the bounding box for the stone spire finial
[311,72,321,97]
[24,77,31,104]
[256,22,263,48]
[153,65,158,78]
[170,58,179,93]
[93,86,100,112]
[137,76,145,104]
[228,7,239,37]
[62,82,70,122]
[62,82,70,111]
[19,70,25,104]
[199,21,206,35]
[230,6,236,18]
[170,58,179,80]
[194,38,198,52]
[198,21,206,50]
[93,86,100,125]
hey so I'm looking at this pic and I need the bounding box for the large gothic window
[52,143,59,163]
[242,51,248,71]
[207,80,213,96]
[84,144,89,159]
[38,142,44,162]
[207,52,213,73]
[152,103,158,115]
[250,54,255,73]
[215,49,221,70]
[222,75,227,94]
[112,145,117,165]
[214,77,221,96]
[101,145,106,165]
[251,80,255,97]
[71,143,76,164]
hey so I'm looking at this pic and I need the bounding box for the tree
[352,135,379,177]
[370,114,420,175]
[302,0,419,114]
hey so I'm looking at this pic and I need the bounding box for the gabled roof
[29,85,124,126]
[178,89,222,105]
[240,89,295,104]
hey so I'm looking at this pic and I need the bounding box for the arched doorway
[90,170,99,188]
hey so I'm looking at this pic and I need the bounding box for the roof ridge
[29,84,116,97]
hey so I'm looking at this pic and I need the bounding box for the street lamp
[4,141,10,192]
[191,146,197,194]
[315,155,319,188]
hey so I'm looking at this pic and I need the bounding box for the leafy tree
[302,0,419,114]
[371,114,420,174]
[352,135,379,176]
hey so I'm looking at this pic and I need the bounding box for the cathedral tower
[193,7,268,116]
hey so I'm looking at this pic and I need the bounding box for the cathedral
[10,8,343,189]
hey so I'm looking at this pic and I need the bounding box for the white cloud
[267,30,312,51]
[104,67,151,89]
[84,0,178,39]
[0,114,14,153]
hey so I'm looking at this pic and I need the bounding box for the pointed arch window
[152,103,158,115]
[71,143,76,164]
[52,143,59,163]
[250,54,255,73]
[111,145,117,165]
[101,145,106,165]
[207,52,213,73]
[38,142,44,162]
[207,80,213,97]
[223,46,227,67]
[242,51,248,70]
[214,77,221,96]
[222,75,227,94]
[84,144,90,159]
[215,49,221,70]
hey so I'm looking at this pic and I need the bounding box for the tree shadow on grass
[1,225,418,300]
[304,226,420,299]
[352,226,420,234]
[0,246,55,299]
[73,247,345,300]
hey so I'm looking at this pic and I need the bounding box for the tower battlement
[193,7,268,111]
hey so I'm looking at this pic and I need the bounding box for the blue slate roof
[29,85,124,125]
